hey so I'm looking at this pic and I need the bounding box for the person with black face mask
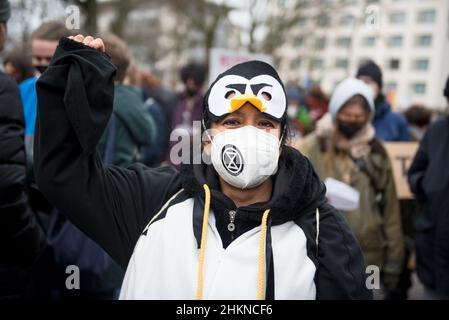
[298,78,404,300]
[167,62,207,166]
[19,21,73,159]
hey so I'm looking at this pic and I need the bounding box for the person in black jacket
[0,0,45,299]
[34,34,372,300]
[408,76,449,299]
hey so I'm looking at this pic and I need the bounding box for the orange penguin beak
[229,94,266,113]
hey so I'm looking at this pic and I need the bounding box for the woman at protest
[296,78,404,299]
[34,35,371,300]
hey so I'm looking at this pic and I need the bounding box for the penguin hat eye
[261,91,272,101]
[225,90,236,99]
[251,74,286,118]
[207,74,286,120]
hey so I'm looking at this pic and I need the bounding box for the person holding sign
[297,78,404,299]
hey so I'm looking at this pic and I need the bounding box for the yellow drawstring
[257,209,270,300]
[196,184,211,300]
[196,183,270,300]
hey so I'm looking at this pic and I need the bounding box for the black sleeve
[408,129,429,200]
[0,73,45,267]
[315,204,373,300]
[34,38,181,269]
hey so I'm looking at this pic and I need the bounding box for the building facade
[274,0,449,111]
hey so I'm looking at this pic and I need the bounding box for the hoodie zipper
[228,210,236,240]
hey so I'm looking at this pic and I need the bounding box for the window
[314,37,327,50]
[336,37,352,48]
[411,83,426,95]
[417,10,436,23]
[340,15,355,26]
[387,35,403,47]
[386,82,398,92]
[294,36,304,47]
[413,58,429,70]
[362,36,376,47]
[290,58,302,69]
[389,11,406,24]
[316,15,330,27]
[336,59,349,69]
[311,59,324,70]
[415,35,432,47]
[388,59,401,70]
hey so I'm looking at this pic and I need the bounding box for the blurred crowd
[1,8,449,301]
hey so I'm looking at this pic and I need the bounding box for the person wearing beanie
[357,60,410,142]
[33,34,372,299]
[0,0,46,298]
[408,74,449,299]
[298,78,404,300]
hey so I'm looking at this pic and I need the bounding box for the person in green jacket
[296,78,404,299]
[97,34,156,167]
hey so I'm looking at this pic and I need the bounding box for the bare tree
[167,0,232,66]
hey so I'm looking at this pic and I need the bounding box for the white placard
[209,48,273,84]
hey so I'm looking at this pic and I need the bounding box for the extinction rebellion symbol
[221,144,244,176]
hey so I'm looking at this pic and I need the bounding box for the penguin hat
[204,60,288,122]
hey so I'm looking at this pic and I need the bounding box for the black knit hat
[356,60,383,90]
[0,0,11,22]
[444,75,449,99]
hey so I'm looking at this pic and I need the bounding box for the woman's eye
[259,120,275,128]
[223,119,240,126]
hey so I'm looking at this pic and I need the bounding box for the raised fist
[68,34,105,52]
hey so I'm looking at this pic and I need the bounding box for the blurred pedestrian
[167,62,207,165]
[394,104,432,299]
[124,63,170,167]
[408,75,449,299]
[403,104,433,142]
[21,21,74,157]
[306,84,329,123]
[3,51,35,84]
[98,34,155,166]
[285,84,312,144]
[357,60,410,142]
[0,0,45,299]
[297,78,404,299]
[172,62,206,133]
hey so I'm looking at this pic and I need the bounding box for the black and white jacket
[34,38,372,300]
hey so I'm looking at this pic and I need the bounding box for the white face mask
[208,125,281,189]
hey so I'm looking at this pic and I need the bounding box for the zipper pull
[228,210,236,232]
